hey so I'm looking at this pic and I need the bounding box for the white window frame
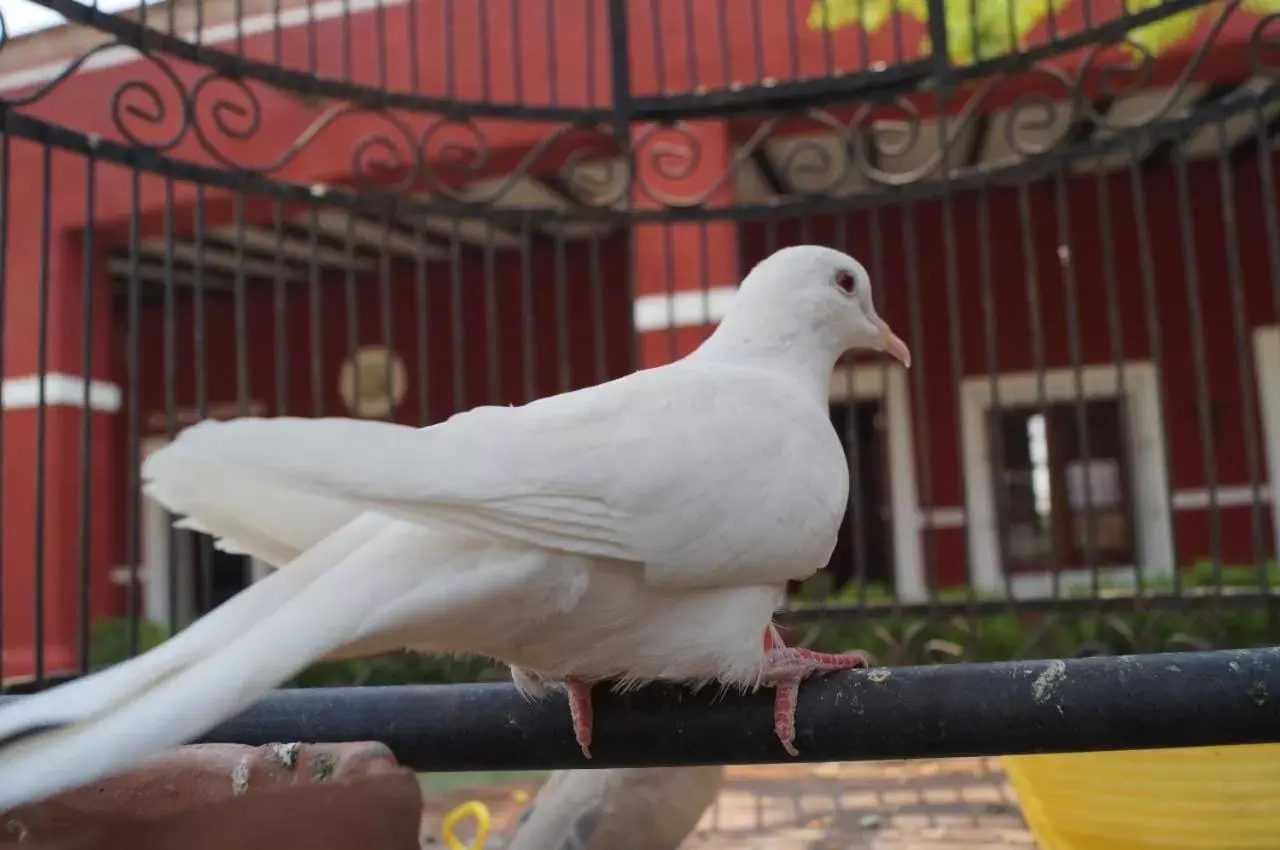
[958,362,1174,599]
[1255,325,1280,558]
[828,365,926,601]
[138,436,270,627]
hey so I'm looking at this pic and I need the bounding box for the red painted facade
[1,0,1278,679]
[741,158,1280,585]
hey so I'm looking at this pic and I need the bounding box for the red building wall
[741,156,1280,588]
[116,234,634,589]
[1,0,1278,678]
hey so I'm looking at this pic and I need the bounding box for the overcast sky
[1,0,164,38]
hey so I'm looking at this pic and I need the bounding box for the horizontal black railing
[5,647,1277,769]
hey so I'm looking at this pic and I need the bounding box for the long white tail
[0,513,434,813]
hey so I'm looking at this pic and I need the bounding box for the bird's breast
[493,563,781,689]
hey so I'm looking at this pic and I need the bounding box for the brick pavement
[419,757,1037,849]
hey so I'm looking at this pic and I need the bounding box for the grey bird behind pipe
[504,766,725,850]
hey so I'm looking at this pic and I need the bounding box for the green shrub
[87,558,1279,684]
[88,618,169,670]
[793,560,1280,665]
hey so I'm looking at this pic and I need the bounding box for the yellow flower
[1123,0,1280,60]
[806,0,925,34]
[1124,0,1206,58]
[807,0,1072,64]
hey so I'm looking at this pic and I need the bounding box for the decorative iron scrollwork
[1,0,1276,218]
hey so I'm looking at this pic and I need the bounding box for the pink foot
[566,678,593,759]
[759,632,868,757]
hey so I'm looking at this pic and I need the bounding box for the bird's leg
[758,626,868,757]
[566,677,594,760]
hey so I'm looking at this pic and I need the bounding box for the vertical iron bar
[1173,152,1221,595]
[375,0,389,91]
[477,0,493,102]
[553,233,570,393]
[413,217,430,424]
[976,185,1017,607]
[408,0,421,94]
[33,145,52,683]
[344,214,361,417]
[939,139,978,651]
[1016,183,1060,599]
[379,214,396,421]
[1214,119,1267,574]
[274,202,289,418]
[866,205,897,612]
[1127,137,1180,596]
[924,0,950,75]
[510,0,524,104]
[902,204,938,610]
[76,155,96,672]
[308,207,324,417]
[834,213,869,609]
[449,224,465,412]
[162,178,177,633]
[1053,167,1098,602]
[193,189,211,615]
[783,0,801,80]
[483,223,500,404]
[1252,100,1280,604]
[588,234,607,384]
[607,0,635,373]
[1093,165,1133,601]
[546,0,560,103]
[519,212,537,403]
[233,195,249,416]
[684,0,698,91]
[0,124,9,671]
[125,170,142,658]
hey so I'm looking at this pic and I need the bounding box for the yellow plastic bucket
[1002,744,1280,850]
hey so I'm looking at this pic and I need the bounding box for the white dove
[0,244,910,813]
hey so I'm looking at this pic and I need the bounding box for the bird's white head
[705,245,911,370]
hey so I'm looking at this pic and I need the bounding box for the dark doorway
[827,400,893,592]
[187,532,251,616]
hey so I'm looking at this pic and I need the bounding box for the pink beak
[875,318,911,368]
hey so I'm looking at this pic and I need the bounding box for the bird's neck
[686,310,841,404]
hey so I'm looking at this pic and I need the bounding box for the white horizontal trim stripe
[2,373,122,412]
[633,286,737,333]
[920,507,966,529]
[1172,486,1273,510]
[0,0,411,94]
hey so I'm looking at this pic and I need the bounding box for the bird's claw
[760,646,869,757]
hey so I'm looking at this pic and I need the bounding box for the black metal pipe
[7,648,1276,771]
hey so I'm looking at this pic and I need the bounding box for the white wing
[152,363,847,589]
[143,439,363,567]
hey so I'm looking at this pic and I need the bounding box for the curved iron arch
[0,0,1271,219]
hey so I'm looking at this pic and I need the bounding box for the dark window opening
[826,399,893,592]
[989,397,1135,574]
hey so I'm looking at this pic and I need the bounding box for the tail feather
[0,517,545,814]
[0,514,398,812]
[0,511,388,751]
[141,435,362,567]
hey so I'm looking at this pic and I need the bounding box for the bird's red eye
[835,270,856,295]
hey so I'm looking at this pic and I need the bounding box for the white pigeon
[0,244,910,813]
[503,766,726,850]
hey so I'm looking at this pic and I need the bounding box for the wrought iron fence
[0,0,1276,765]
